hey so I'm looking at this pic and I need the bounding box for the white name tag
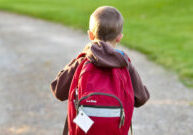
[73,109,94,133]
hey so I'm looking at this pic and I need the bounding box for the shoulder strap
[130,122,133,135]
[73,58,88,81]
[63,116,68,135]
[76,52,86,59]
[63,56,87,135]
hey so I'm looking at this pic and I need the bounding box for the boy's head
[88,6,123,46]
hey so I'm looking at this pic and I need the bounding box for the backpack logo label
[86,100,97,103]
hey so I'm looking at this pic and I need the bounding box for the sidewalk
[0,11,193,135]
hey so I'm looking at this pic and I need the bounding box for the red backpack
[67,53,134,135]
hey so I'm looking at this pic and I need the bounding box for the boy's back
[50,6,150,135]
[67,41,135,135]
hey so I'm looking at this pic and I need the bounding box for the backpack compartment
[76,92,125,135]
[68,61,134,135]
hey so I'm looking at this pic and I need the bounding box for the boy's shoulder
[115,49,125,56]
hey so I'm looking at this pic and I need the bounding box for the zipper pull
[119,109,125,128]
[75,88,78,96]
[74,88,79,112]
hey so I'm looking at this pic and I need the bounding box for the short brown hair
[89,6,123,41]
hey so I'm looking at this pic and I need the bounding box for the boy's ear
[88,30,95,40]
[115,33,123,43]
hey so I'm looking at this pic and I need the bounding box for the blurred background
[0,0,193,135]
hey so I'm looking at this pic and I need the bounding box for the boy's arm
[128,62,150,107]
[50,57,84,101]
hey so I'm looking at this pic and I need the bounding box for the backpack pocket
[76,92,125,129]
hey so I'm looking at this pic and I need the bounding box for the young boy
[51,6,149,134]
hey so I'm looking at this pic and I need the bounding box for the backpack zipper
[76,92,125,128]
[81,105,120,109]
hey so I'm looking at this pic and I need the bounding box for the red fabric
[68,54,134,135]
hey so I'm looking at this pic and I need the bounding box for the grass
[0,0,193,87]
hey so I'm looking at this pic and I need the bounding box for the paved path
[0,12,193,135]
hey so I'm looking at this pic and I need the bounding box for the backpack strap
[130,122,133,135]
[116,49,133,134]
[63,56,87,135]
[76,52,86,59]
[63,116,68,135]
[72,58,88,81]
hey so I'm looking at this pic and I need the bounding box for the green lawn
[0,0,193,87]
